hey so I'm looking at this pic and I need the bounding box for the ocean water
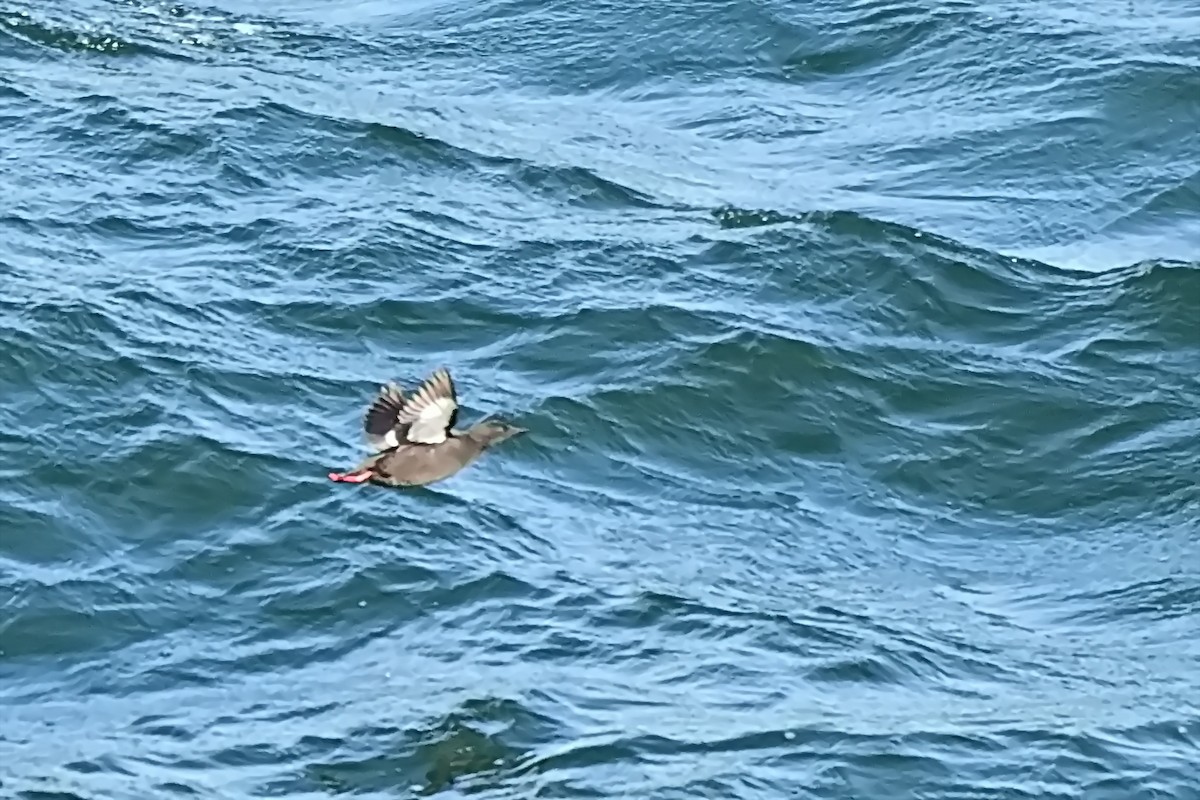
[1,0,1198,797]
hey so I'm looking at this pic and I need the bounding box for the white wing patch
[405,396,455,443]
[395,368,458,445]
[363,382,408,451]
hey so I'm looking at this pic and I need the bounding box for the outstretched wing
[363,382,409,450]
[392,367,459,444]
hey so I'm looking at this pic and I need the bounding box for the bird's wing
[362,381,408,450]
[392,367,459,444]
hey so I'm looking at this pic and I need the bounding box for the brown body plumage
[329,367,526,487]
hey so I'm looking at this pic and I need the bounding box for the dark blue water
[2,0,1198,797]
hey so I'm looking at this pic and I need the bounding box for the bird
[328,367,527,487]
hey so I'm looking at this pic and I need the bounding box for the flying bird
[329,367,526,487]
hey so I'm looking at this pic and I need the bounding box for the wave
[0,8,178,59]
[3,1,1199,797]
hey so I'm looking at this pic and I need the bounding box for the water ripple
[2,0,1199,796]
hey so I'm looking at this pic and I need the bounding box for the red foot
[329,469,373,483]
